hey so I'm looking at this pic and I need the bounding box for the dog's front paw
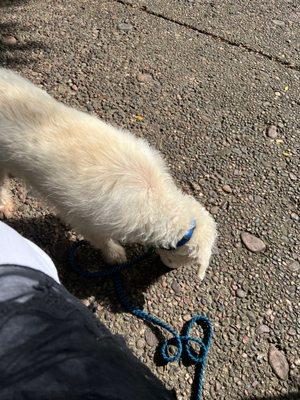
[103,239,127,265]
[0,196,14,219]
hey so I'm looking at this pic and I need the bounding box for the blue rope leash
[69,240,213,400]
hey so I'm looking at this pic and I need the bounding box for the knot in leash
[160,315,213,365]
[69,240,213,400]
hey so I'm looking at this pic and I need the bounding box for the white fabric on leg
[0,221,60,283]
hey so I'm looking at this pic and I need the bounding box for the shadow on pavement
[0,0,30,7]
[5,212,176,365]
[0,1,45,68]
[5,214,171,313]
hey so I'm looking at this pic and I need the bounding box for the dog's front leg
[86,234,127,265]
[0,171,14,219]
[101,238,127,265]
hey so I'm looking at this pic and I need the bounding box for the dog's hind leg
[0,170,14,219]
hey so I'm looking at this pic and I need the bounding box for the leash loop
[69,240,213,400]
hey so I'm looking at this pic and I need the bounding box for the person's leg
[0,221,60,283]
[0,221,175,400]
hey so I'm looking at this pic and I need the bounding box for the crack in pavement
[114,0,300,73]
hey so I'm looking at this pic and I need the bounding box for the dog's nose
[166,257,174,266]
[159,254,174,268]
[163,256,181,269]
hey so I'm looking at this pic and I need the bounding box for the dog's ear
[186,227,216,281]
[197,259,209,281]
[196,239,218,280]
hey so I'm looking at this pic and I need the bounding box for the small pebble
[290,212,299,221]
[233,169,241,176]
[136,338,146,349]
[208,197,217,205]
[137,73,152,83]
[256,352,264,362]
[168,345,177,356]
[254,195,263,203]
[215,382,221,392]
[241,232,266,253]
[288,327,297,336]
[117,22,133,32]
[247,311,256,323]
[171,280,181,294]
[236,289,247,298]
[257,324,270,334]
[161,280,167,288]
[183,314,191,322]
[266,125,278,139]
[222,184,232,193]
[268,345,289,380]
[289,173,297,181]
[1,35,17,45]
[191,182,201,192]
[145,329,158,347]
[211,206,219,215]
[272,19,285,26]
[209,190,217,198]
[242,335,249,344]
[288,261,300,272]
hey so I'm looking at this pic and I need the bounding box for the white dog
[0,68,217,279]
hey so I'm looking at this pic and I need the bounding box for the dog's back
[0,68,172,223]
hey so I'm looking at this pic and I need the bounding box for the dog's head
[157,197,217,280]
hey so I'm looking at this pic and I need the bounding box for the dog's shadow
[6,214,171,316]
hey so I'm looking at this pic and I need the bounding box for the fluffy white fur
[0,68,217,279]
